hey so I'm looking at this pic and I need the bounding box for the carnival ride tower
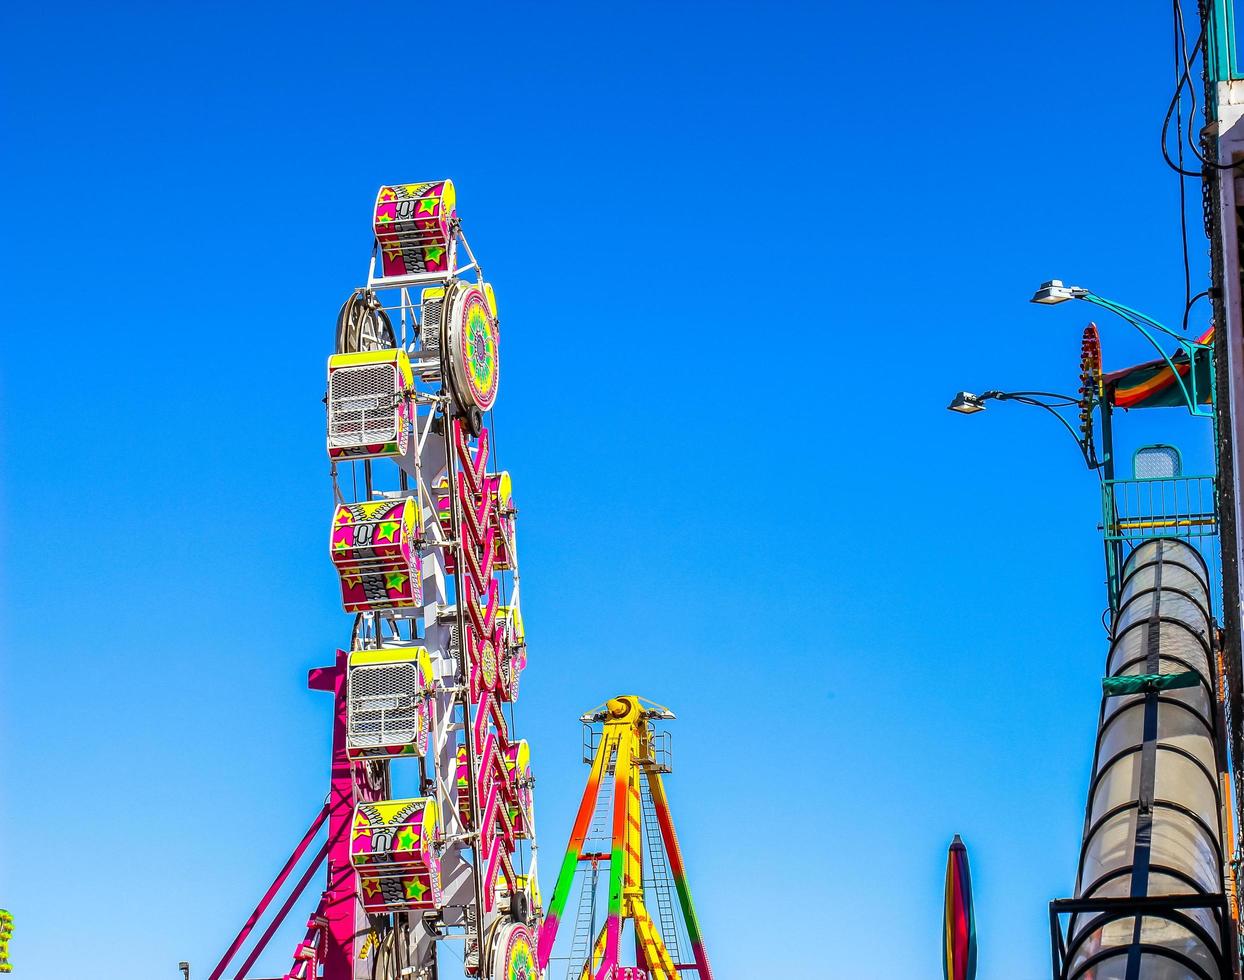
[210,181,541,980]
[537,696,712,980]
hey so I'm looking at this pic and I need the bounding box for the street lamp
[1030,279,1088,305]
[1029,279,1213,416]
[947,391,988,414]
[947,388,1100,469]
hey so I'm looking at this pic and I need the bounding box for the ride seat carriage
[329,496,423,612]
[497,603,526,702]
[454,738,533,839]
[374,181,456,279]
[326,348,413,462]
[435,471,518,573]
[350,798,442,913]
[346,648,435,761]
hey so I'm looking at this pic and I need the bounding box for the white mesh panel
[1134,446,1182,480]
[329,363,400,448]
[347,662,425,754]
[422,297,443,356]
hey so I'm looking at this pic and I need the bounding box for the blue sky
[0,1,1223,977]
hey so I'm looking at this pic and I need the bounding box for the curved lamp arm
[1055,290,1213,417]
[964,390,1102,472]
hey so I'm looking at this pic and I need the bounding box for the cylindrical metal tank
[1067,538,1226,980]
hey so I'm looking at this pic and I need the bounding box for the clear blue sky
[0,1,1223,977]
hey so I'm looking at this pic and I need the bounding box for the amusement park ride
[204,183,713,980]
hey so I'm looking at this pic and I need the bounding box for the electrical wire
[1163,3,1242,172]
[1184,288,1211,333]
[1174,0,1193,320]
[991,392,1103,475]
[1162,8,1207,177]
[997,390,1081,406]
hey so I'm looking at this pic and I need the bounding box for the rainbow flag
[943,835,976,980]
[1103,326,1213,409]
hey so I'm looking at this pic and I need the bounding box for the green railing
[1102,475,1218,542]
[1101,474,1218,615]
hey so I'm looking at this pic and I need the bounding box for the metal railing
[1102,475,1217,542]
[1049,893,1233,980]
[1101,474,1219,618]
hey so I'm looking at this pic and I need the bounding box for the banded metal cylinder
[1066,538,1225,980]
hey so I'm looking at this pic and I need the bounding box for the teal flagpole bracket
[1081,292,1216,417]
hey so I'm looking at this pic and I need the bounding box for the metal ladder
[641,773,683,965]
[565,861,600,980]
[566,765,615,979]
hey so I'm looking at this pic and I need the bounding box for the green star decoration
[377,520,399,542]
[396,826,418,851]
[404,877,427,900]
[386,572,408,590]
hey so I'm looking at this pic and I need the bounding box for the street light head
[947,391,987,414]
[1031,279,1087,305]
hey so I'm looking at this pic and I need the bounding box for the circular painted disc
[447,284,500,412]
[480,637,498,691]
[490,923,537,980]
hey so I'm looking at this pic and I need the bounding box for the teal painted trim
[1208,0,1244,83]
[1083,293,1215,417]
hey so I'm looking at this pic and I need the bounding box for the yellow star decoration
[403,877,427,900]
[362,878,381,898]
[380,189,396,202]
[333,538,349,551]
[376,213,392,224]
[335,510,353,525]
[377,521,399,542]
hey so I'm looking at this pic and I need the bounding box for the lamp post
[1030,280,1214,416]
[947,388,1101,469]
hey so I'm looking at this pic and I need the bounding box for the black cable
[1175,0,1193,318]
[988,392,1101,471]
[1161,6,1206,177]
[1183,288,1211,333]
[996,390,1081,406]
[1167,5,1244,171]
[1010,396,1080,408]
